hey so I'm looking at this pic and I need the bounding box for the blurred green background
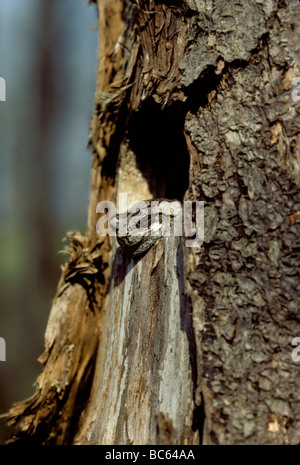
[0,0,98,442]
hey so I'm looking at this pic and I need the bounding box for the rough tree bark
[3,0,300,445]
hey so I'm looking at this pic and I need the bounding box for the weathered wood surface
[77,236,199,445]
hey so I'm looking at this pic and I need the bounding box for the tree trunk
[4,0,300,445]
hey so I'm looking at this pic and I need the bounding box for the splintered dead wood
[3,233,105,444]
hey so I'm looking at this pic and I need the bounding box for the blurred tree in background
[0,0,97,442]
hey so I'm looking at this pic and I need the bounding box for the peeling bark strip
[3,0,300,445]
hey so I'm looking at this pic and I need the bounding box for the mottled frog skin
[111,199,182,257]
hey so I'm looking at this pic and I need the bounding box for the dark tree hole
[127,100,190,201]
[184,64,224,114]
